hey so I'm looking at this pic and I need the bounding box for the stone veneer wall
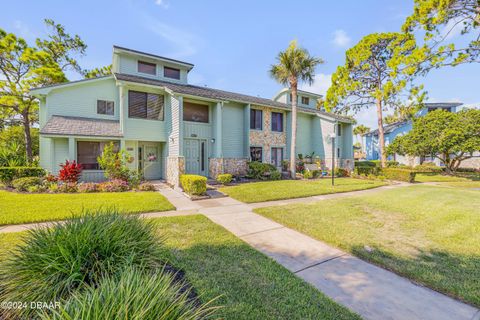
[249,105,286,163]
[166,156,185,187]
[209,158,248,178]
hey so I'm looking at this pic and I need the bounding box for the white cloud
[300,73,332,96]
[142,15,200,58]
[332,29,351,48]
[154,0,169,8]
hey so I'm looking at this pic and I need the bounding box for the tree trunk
[376,97,387,167]
[22,110,33,163]
[290,83,298,178]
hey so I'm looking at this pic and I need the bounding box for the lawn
[0,190,175,225]
[416,173,480,188]
[0,215,359,320]
[219,178,386,203]
[255,185,480,307]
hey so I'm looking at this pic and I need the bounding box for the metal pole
[332,136,335,186]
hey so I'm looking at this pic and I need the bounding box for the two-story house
[364,102,471,166]
[31,46,354,186]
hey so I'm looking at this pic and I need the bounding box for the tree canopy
[0,19,86,162]
[402,0,480,71]
[387,108,480,173]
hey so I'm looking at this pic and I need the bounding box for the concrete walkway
[189,187,479,320]
[1,184,479,320]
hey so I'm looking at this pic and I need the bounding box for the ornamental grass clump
[44,267,218,320]
[0,210,164,318]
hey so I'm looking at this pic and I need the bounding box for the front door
[184,139,207,176]
[185,139,200,174]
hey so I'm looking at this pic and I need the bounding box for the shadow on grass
[350,245,480,308]
[162,242,361,320]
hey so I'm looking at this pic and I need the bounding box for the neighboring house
[363,102,480,168]
[31,46,354,186]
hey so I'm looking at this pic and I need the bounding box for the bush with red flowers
[58,160,83,183]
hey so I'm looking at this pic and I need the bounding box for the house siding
[222,102,245,158]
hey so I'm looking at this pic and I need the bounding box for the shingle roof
[40,116,123,137]
[114,73,353,123]
[365,120,408,136]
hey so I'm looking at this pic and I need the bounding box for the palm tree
[353,124,370,153]
[270,40,323,178]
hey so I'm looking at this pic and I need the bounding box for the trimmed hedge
[413,163,443,173]
[216,173,233,185]
[382,168,416,183]
[355,160,399,168]
[180,174,207,196]
[0,167,45,183]
[354,166,381,176]
[247,162,279,180]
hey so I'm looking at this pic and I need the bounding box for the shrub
[0,212,164,318]
[334,168,349,177]
[12,177,43,191]
[78,182,98,193]
[216,173,233,185]
[48,183,59,193]
[382,168,417,183]
[414,163,443,173]
[137,182,156,191]
[180,174,207,196]
[27,185,47,193]
[270,170,282,180]
[312,170,322,179]
[247,162,278,180]
[97,142,132,182]
[45,267,217,320]
[0,182,6,190]
[0,167,45,183]
[58,160,83,183]
[355,166,381,176]
[303,170,313,179]
[58,182,78,193]
[355,161,377,168]
[385,160,399,167]
[98,179,130,192]
[296,161,305,173]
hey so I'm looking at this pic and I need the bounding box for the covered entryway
[184,138,207,176]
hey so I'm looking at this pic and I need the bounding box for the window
[271,112,283,132]
[138,61,156,75]
[77,141,118,170]
[337,147,340,158]
[271,147,283,167]
[128,91,164,120]
[97,100,114,115]
[337,124,342,136]
[164,66,181,80]
[183,102,209,123]
[250,109,262,130]
[301,96,310,105]
[250,147,262,162]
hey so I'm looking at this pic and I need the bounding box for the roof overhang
[30,76,114,97]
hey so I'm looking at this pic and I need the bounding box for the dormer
[273,88,322,109]
[416,102,463,116]
[112,45,194,84]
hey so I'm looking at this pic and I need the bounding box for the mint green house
[31,46,354,186]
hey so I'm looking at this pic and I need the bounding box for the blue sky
[2,0,478,129]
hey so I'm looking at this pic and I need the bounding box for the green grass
[0,191,175,225]
[416,173,480,188]
[0,215,360,320]
[219,178,386,203]
[255,185,480,307]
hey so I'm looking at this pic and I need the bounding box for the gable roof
[40,115,123,137]
[273,87,323,101]
[114,73,353,123]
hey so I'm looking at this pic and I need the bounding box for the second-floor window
[97,100,114,115]
[183,102,209,123]
[250,109,262,130]
[271,112,283,132]
[301,96,310,105]
[164,66,181,80]
[138,61,156,75]
[128,91,164,121]
[337,124,342,136]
